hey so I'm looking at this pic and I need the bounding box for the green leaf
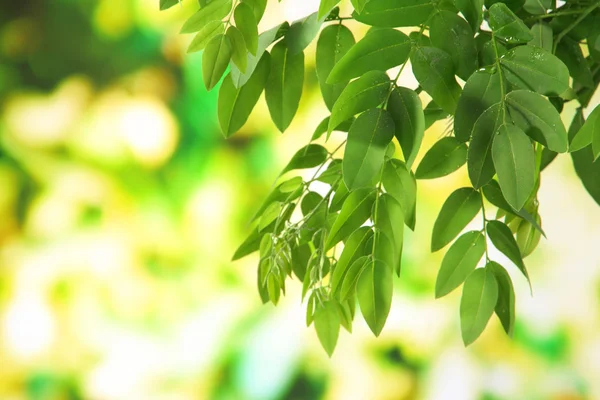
[331,227,373,295]
[460,267,498,346]
[243,0,267,22]
[187,21,225,54]
[492,124,536,211]
[411,46,461,115]
[500,45,570,97]
[286,12,322,55]
[375,194,404,275]
[423,100,449,129]
[572,144,600,207]
[353,0,436,28]
[489,261,516,336]
[160,0,179,10]
[218,52,270,137]
[387,87,424,168]
[226,26,248,73]
[523,0,551,15]
[328,70,390,134]
[312,116,354,141]
[202,34,232,90]
[326,188,376,250]
[232,228,262,260]
[454,71,503,142]
[234,3,259,55]
[505,90,568,153]
[529,22,553,52]
[319,0,342,20]
[468,103,503,189]
[259,201,282,231]
[351,0,370,13]
[314,300,341,356]
[453,0,484,32]
[432,187,482,252]
[435,231,486,298]
[429,11,477,80]
[327,28,411,84]
[382,159,417,230]
[488,3,533,44]
[357,259,393,336]
[180,0,232,34]
[306,293,315,326]
[486,220,531,286]
[571,105,600,153]
[251,180,303,223]
[516,215,542,258]
[343,109,395,190]
[281,144,328,174]
[339,256,370,301]
[556,37,594,89]
[265,40,304,132]
[415,137,468,180]
[316,24,356,110]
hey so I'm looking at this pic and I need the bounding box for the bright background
[1,1,600,399]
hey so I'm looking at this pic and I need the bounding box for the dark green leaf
[353,0,436,27]
[387,87,424,168]
[488,3,533,43]
[382,159,417,230]
[489,261,515,336]
[460,267,498,345]
[529,22,552,52]
[523,0,551,15]
[432,188,482,252]
[453,0,484,32]
[468,103,503,188]
[570,105,600,152]
[415,137,468,180]
[286,12,322,54]
[572,144,600,207]
[375,194,404,275]
[486,220,531,286]
[326,188,376,249]
[331,227,373,294]
[357,259,393,336]
[556,37,594,89]
[430,11,477,80]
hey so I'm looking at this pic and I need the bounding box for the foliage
[162,0,600,354]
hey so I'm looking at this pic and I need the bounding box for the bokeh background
[1,0,600,399]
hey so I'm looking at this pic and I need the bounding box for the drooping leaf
[486,220,531,286]
[327,28,411,84]
[343,108,395,190]
[281,144,329,174]
[571,145,600,207]
[460,267,498,346]
[316,24,356,110]
[500,45,570,97]
[411,46,461,115]
[432,188,482,252]
[387,87,424,168]
[492,124,536,211]
[357,259,393,336]
[218,52,270,137]
[226,26,248,73]
[382,159,417,230]
[415,137,468,180]
[468,103,503,189]
[202,34,232,90]
[375,193,404,275]
[331,227,373,295]
[429,11,477,80]
[488,3,533,44]
[353,0,436,27]
[505,90,568,153]
[286,12,322,55]
[259,201,282,231]
[435,231,486,298]
[187,21,225,53]
[180,0,232,34]
[314,300,341,356]
[489,261,516,336]
[571,105,600,154]
[454,71,503,142]
[265,40,304,132]
[453,0,484,32]
[328,71,390,134]
[326,188,377,249]
[339,256,370,301]
[234,2,259,55]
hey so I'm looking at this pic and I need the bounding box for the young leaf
[331,227,373,294]
[187,21,225,53]
[226,26,248,73]
[265,40,304,132]
[281,144,328,174]
[375,193,405,275]
[218,52,270,137]
[411,46,461,115]
[432,188,482,252]
[180,0,232,34]
[489,261,516,336]
[314,300,341,356]
[468,103,503,189]
[382,159,417,230]
[460,267,498,346]
[529,23,553,52]
[429,11,477,80]
[454,71,503,142]
[436,230,486,298]
[267,273,281,304]
[492,124,536,211]
[488,3,533,44]
[202,34,232,91]
[326,188,377,249]
[343,108,395,191]
[316,24,356,110]
[486,220,531,286]
[327,28,411,84]
[415,137,468,180]
[500,45,570,97]
[286,12,322,55]
[387,87,424,168]
[353,0,436,27]
[328,71,390,134]
[357,259,393,336]
[505,90,568,153]
[234,2,259,55]
[454,0,484,32]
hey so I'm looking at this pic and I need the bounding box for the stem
[553,2,600,53]
[525,9,585,22]
[491,33,507,123]
[479,191,490,262]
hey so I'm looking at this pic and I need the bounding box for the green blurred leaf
[382,159,417,230]
[357,259,393,336]
[226,26,248,73]
[314,300,340,356]
[187,21,225,53]
[353,0,436,27]
[180,0,232,34]
[281,144,328,174]
[202,34,232,90]
[234,3,259,55]
[460,267,498,345]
